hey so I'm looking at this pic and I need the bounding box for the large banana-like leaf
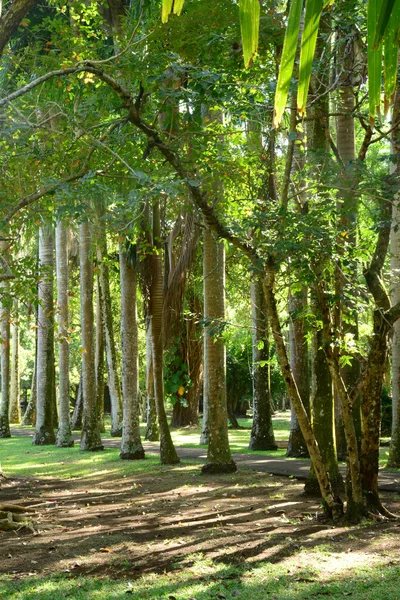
[297,0,323,114]
[239,0,260,68]
[162,0,174,23]
[368,0,383,122]
[173,0,185,16]
[273,0,304,128]
[162,0,185,23]
[374,0,399,48]
[383,0,400,110]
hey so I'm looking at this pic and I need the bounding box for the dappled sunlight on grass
[1,557,400,599]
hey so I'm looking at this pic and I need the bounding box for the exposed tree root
[0,504,36,532]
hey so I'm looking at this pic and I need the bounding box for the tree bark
[0,0,37,57]
[149,200,179,464]
[79,221,103,451]
[119,244,145,460]
[249,275,277,450]
[201,227,236,474]
[9,300,20,424]
[0,281,11,438]
[388,87,400,467]
[144,318,159,441]
[55,221,74,447]
[96,211,123,436]
[33,224,56,446]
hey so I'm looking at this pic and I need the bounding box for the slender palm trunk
[96,215,123,436]
[95,279,106,433]
[22,310,37,426]
[202,227,236,473]
[144,318,159,441]
[119,245,145,459]
[388,87,400,467]
[149,200,179,464]
[33,224,56,445]
[9,300,20,424]
[335,32,361,458]
[0,282,11,438]
[249,275,277,450]
[56,221,74,447]
[79,221,103,451]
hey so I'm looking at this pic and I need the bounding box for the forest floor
[1,441,400,599]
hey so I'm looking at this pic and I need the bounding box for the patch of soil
[1,466,400,581]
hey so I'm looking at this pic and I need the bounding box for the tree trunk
[249,275,277,450]
[286,108,310,458]
[335,30,362,459]
[304,17,342,495]
[9,300,20,424]
[0,280,11,438]
[70,373,83,431]
[286,285,310,457]
[55,221,74,447]
[144,318,159,441]
[262,266,341,518]
[22,313,37,426]
[96,212,123,436]
[201,227,236,474]
[388,87,400,467]
[33,224,56,445]
[149,200,179,464]
[95,278,105,433]
[79,221,103,451]
[119,244,145,459]
[305,326,343,496]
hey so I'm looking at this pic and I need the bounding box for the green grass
[8,410,396,468]
[1,557,399,599]
[0,435,185,480]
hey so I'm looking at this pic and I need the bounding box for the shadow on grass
[1,560,400,599]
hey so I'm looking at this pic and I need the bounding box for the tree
[79,220,103,452]
[55,220,74,447]
[119,243,145,460]
[33,223,56,446]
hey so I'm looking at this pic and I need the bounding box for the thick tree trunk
[201,227,236,474]
[249,275,277,450]
[96,214,123,436]
[79,221,103,451]
[55,221,74,447]
[149,200,179,464]
[33,224,56,445]
[0,281,11,438]
[9,300,20,424]
[119,245,145,460]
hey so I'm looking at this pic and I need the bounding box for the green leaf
[383,0,400,110]
[368,0,384,122]
[173,0,185,16]
[273,0,304,128]
[239,0,260,68]
[162,0,174,23]
[297,0,324,114]
[374,0,399,48]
